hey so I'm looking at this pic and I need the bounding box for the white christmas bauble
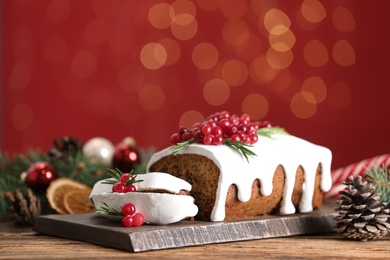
[83,137,115,166]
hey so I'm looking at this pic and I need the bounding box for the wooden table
[1,221,390,259]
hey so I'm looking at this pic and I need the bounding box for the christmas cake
[146,111,332,221]
[90,172,198,225]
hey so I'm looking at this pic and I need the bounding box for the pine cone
[334,175,390,241]
[48,136,83,162]
[5,189,41,225]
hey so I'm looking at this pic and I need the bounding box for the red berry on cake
[132,213,145,227]
[121,202,136,216]
[121,215,134,227]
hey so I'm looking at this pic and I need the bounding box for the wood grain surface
[32,204,336,252]
[1,221,390,259]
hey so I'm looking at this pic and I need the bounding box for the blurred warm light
[332,40,356,66]
[234,33,264,61]
[301,76,327,104]
[44,37,68,63]
[8,63,31,89]
[203,79,230,106]
[171,13,198,40]
[223,19,250,46]
[71,50,97,78]
[179,110,205,128]
[192,42,219,70]
[249,56,278,83]
[138,84,166,111]
[303,39,329,67]
[46,0,70,22]
[92,0,117,17]
[12,103,34,131]
[140,43,167,70]
[171,0,196,16]
[332,6,355,32]
[158,38,181,65]
[301,0,326,23]
[290,91,317,119]
[267,47,293,69]
[148,3,175,29]
[242,93,269,120]
[117,65,145,92]
[11,25,32,52]
[264,9,291,34]
[196,0,220,11]
[220,0,248,19]
[84,18,109,45]
[328,81,352,109]
[268,28,295,52]
[221,59,248,87]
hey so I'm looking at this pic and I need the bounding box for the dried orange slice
[63,189,95,214]
[46,178,91,214]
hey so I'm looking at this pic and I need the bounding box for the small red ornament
[112,142,141,173]
[25,162,57,191]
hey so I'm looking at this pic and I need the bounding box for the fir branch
[95,201,121,215]
[170,138,194,155]
[257,126,288,138]
[365,165,390,203]
[224,139,257,163]
[102,168,143,185]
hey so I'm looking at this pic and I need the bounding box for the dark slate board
[33,202,337,252]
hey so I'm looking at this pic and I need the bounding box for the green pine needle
[102,168,143,185]
[257,126,288,138]
[95,201,121,215]
[170,138,194,155]
[170,126,288,163]
[366,165,390,203]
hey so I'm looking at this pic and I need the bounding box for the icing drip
[147,133,332,222]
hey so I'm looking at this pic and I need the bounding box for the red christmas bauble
[112,143,141,173]
[25,162,57,191]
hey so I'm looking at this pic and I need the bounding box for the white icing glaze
[89,172,192,199]
[91,192,198,225]
[89,172,198,225]
[146,133,332,222]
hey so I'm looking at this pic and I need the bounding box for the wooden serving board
[33,202,337,252]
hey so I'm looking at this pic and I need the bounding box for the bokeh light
[192,42,219,70]
[221,59,248,87]
[303,40,329,67]
[138,84,166,111]
[8,63,31,89]
[179,110,205,128]
[332,6,356,32]
[332,40,356,66]
[171,13,198,40]
[301,76,327,103]
[249,56,278,83]
[290,91,317,119]
[223,19,250,46]
[71,50,97,78]
[301,0,326,23]
[140,43,167,70]
[203,79,230,106]
[241,93,269,120]
[148,3,175,29]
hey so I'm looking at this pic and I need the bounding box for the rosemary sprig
[170,138,194,155]
[257,126,288,138]
[169,127,288,163]
[223,139,257,163]
[95,201,121,215]
[365,165,390,203]
[102,168,143,185]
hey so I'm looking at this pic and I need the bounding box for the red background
[1,0,389,170]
